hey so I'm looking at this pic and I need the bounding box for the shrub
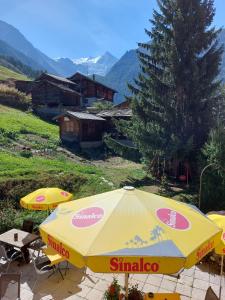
[0,200,46,234]
[0,84,31,111]
[128,284,143,300]
[0,173,87,205]
[0,201,19,233]
[104,278,122,300]
[19,150,33,158]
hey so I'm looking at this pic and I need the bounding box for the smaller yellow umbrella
[207,213,225,300]
[20,188,73,211]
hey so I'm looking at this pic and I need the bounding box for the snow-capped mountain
[55,52,118,77]
[72,56,101,65]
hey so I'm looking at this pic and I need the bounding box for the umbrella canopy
[207,213,225,300]
[207,214,225,255]
[40,187,221,275]
[20,188,73,210]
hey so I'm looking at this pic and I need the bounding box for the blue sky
[0,0,224,60]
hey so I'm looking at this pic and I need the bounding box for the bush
[104,278,123,300]
[0,201,19,233]
[0,84,31,111]
[19,150,33,158]
[0,200,47,234]
[0,173,87,205]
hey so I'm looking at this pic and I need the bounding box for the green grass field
[0,104,145,189]
[0,65,29,81]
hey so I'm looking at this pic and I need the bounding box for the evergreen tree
[124,0,223,173]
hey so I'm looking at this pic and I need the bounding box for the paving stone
[176,283,192,297]
[142,283,158,293]
[178,275,194,287]
[210,273,223,285]
[132,273,148,283]
[157,288,173,293]
[160,278,177,292]
[72,284,92,298]
[146,275,163,287]
[183,268,195,277]
[86,288,104,300]
[163,274,179,282]
[194,270,209,281]
[193,278,208,290]
[180,296,191,300]
[191,287,206,299]
[94,280,110,292]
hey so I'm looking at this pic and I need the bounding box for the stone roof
[97,109,132,118]
[68,72,117,92]
[39,73,76,85]
[44,81,81,95]
[66,111,105,121]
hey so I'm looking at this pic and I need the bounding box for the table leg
[21,246,30,264]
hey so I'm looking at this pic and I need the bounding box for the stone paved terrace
[1,260,225,300]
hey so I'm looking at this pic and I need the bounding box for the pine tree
[127,0,223,172]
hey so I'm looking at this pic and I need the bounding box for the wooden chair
[204,287,219,300]
[21,219,34,233]
[0,273,21,300]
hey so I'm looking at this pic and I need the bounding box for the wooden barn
[55,111,105,148]
[15,80,34,94]
[114,99,130,109]
[97,109,132,136]
[32,80,81,108]
[30,73,81,118]
[69,72,116,106]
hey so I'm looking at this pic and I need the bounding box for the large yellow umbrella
[40,187,221,296]
[207,213,225,299]
[20,188,73,210]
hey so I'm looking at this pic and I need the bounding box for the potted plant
[104,278,124,300]
[128,284,143,300]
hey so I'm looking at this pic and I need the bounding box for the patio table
[0,229,39,263]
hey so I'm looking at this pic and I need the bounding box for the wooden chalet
[15,80,34,94]
[56,109,132,148]
[114,99,130,109]
[97,109,132,136]
[30,73,81,118]
[55,111,105,148]
[68,72,117,106]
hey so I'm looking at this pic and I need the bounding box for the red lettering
[151,263,159,272]
[47,235,70,259]
[140,258,144,272]
[110,257,118,271]
[109,257,159,273]
[132,262,139,272]
[144,263,151,272]
[124,262,132,272]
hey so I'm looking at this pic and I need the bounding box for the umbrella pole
[125,273,129,299]
[220,255,224,300]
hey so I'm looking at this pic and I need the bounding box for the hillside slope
[0,65,29,80]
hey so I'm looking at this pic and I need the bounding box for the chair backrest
[0,245,8,261]
[0,273,21,299]
[29,249,50,275]
[22,219,34,233]
[205,287,219,300]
